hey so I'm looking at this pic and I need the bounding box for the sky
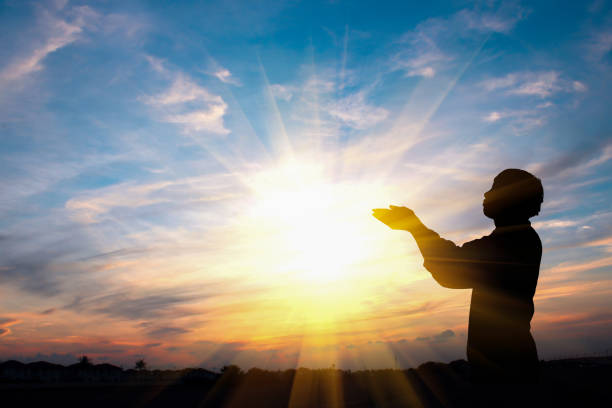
[0,0,611,370]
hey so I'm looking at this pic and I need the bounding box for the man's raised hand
[372,205,418,231]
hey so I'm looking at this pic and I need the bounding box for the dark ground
[2,357,612,407]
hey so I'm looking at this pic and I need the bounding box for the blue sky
[0,0,611,369]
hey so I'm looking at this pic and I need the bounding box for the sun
[225,157,419,333]
[247,160,373,284]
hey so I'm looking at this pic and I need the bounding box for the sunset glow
[0,0,611,371]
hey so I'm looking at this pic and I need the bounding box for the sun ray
[207,57,275,166]
[368,35,493,184]
[305,41,326,157]
[258,54,295,161]
[340,24,349,91]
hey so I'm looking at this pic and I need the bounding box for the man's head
[483,169,543,221]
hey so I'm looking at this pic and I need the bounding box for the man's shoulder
[460,232,496,250]
[527,225,543,253]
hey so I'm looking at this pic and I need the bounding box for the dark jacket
[410,221,541,382]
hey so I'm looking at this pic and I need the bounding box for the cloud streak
[144,75,229,135]
[327,91,389,129]
[213,67,241,85]
[393,3,526,78]
[0,11,82,83]
[480,71,585,98]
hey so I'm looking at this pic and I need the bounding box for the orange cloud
[0,317,21,337]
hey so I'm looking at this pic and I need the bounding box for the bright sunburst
[248,160,373,284]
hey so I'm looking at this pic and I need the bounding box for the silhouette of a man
[373,169,543,383]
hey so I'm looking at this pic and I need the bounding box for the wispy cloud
[483,111,504,122]
[275,70,388,132]
[67,290,201,320]
[545,256,612,277]
[532,220,578,229]
[144,75,229,135]
[0,10,83,83]
[0,318,20,337]
[393,3,526,78]
[392,24,450,78]
[572,80,588,92]
[531,139,612,179]
[480,71,586,98]
[213,67,241,85]
[585,15,612,63]
[0,220,97,296]
[0,4,144,86]
[507,72,560,97]
[454,5,527,34]
[415,329,455,343]
[65,173,241,224]
[327,91,389,129]
[146,326,190,338]
[145,54,167,73]
[482,107,549,131]
[270,84,294,101]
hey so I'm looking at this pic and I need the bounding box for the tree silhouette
[135,359,147,371]
[78,355,92,366]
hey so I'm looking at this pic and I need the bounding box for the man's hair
[492,169,544,219]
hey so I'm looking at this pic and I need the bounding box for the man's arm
[372,206,489,289]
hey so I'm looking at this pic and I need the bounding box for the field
[2,357,611,407]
